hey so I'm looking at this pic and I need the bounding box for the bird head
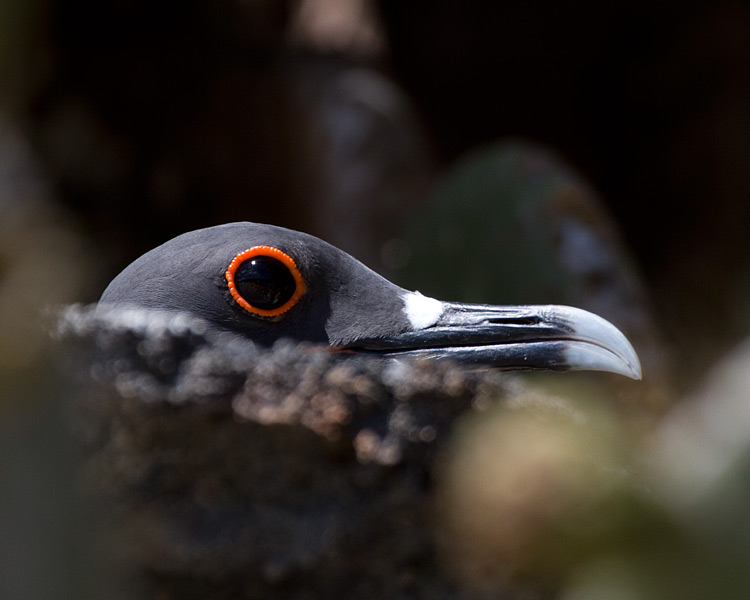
[100,222,641,379]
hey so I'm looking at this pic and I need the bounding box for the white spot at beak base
[402,291,443,330]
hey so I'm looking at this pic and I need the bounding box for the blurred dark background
[1,0,749,598]
[2,0,748,374]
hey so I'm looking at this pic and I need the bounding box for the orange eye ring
[226,246,306,317]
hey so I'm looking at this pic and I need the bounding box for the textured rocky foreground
[57,305,541,600]
[55,306,750,600]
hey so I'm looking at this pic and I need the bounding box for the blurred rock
[653,338,750,520]
[435,383,645,594]
[0,113,96,381]
[288,0,387,58]
[287,56,435,276]
[560,339,750,600]
[285,0,436,274]
[0,114,112,600]
[434,339,750,599]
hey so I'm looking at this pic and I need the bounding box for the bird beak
[349,303,642,380]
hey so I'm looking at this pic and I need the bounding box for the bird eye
[226,246,306,317]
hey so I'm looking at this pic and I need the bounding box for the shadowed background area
[1,0,749,598]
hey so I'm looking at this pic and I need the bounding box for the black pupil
[234,256,297,311]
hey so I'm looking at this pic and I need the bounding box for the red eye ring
[226,246,306,317]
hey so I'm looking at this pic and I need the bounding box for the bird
[100,221,641,380]
[82,221,645,598]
